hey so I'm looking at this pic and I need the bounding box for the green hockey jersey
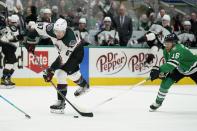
[160,43,197,75]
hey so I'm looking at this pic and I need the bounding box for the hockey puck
[73,115,79,118]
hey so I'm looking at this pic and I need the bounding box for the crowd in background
[1,0,197,47]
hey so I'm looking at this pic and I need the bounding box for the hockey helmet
[162,14,171,22]
[164,33,179,44]
[54,18,67,32]
[8,15,19,23]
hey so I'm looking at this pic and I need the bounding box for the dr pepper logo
[96,52,127,75]
[26,51,48,73]
[128,52,164,75]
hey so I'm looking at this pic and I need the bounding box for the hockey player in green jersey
[149,33,197,111]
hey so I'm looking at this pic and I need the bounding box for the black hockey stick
[32,53,93,117]
[0,94,31,119]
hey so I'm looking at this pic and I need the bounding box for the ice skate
[50,100,66,114]
[149,102,162,112]
[74,85,90,97]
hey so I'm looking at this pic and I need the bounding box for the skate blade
[50,109,64,114]
[75,88,91,97]
[0,85,15,89]
[149,109,156,112]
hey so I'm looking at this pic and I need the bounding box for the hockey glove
[25,43,36,53]
[43,68,55,82]
[150,66,160,81]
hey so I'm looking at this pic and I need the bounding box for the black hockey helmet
[164,33,179,43]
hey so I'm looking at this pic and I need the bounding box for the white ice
[0,85,197,131]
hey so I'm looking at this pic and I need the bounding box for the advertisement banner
[89,48,165,78]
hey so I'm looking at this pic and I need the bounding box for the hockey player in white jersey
[128,14,172,65]
[28,18,90,113]
[74,18,89,46]
[95,17,119,46]
[0,14,23,89]
[178,21,196,47]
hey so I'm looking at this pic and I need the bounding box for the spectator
[25,6,37,24]
[113,4,132,46]
[148,12,156,28]
[6,0,23,13]
[161,14,172,32]
[95,17,119,46]
[51,6,59,23]
[139,14,149,31]
[156,9,166,25]
[178,21,196,47]
[190,12,197,40]
[74,18,89,46]
[42,8,52,22]
[37,8,53,45]
[172,14,183,32]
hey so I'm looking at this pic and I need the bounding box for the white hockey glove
[146,32,156,41]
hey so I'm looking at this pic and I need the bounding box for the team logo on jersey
[96,51,127,75]
[26,51,48,73]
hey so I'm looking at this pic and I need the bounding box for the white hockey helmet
[43,8,52,14]
[183,21,191,26]
[79,18,86,24]
[8,15,19,23]
[54,18,67,32]
[104,17,111,22]
[162,14,171,22]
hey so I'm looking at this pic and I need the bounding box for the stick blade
[80,112,94,117]
[25,114,31,119]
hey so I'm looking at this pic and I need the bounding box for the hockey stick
[50,81,93,117]
[32,53,93,117]
[0,94,31,119]
[91,78,150,110]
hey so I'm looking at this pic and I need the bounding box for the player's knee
[56,69,67,84]
[4,64,14,70]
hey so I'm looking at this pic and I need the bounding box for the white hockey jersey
[97,29,119,45]
[0,26,20,48]
[33,22,79,64]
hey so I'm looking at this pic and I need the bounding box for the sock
[7,69,15,80]
[2,69,10,79]
[155,78,175,105]
[156,88,168,105]
[57,84,67,101]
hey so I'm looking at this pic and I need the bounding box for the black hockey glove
[145,54,155,64]
[43,68,55,82]
[16,35,24,41]
[150,66,160,81]
[25,43,36,53]
[26,44,36,54]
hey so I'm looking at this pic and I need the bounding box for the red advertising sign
[26,51,48,73]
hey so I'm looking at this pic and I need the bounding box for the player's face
[162,20,169,27]
[79,23,85,30]
[165,41,173,52]
[54,30,65,39]
[104,21,111,29]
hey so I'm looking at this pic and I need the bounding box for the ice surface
[0,85,197,131]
